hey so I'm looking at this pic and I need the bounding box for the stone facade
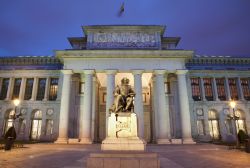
[0,25,249,144]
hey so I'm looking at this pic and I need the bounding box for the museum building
[0,25,250,144]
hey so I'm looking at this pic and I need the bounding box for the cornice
[0,56,62,66]
[56,50,194,60]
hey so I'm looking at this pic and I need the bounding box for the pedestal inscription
[102,113,146,151]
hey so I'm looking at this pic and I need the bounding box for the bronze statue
[110,77,135,113]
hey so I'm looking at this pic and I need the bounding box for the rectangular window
[0,78,9,100]
[49,78,59,101]
[240,78,250,101]
[216,78,226,101]
[191,78,201,101]
[24,78,34,100]
[12,78,22,99]
[228,78,238,100]
[36,78,46,101]
[203,78,213,101]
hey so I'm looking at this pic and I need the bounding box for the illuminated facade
[0,25,249,144]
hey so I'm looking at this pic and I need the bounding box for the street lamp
[13,99,21,121]
[229,100,240,148]
[4,99,21,151]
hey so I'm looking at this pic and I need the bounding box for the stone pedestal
[101,113,146,151]
[87,153,160,168]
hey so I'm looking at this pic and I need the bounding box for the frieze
[87,32,160,49]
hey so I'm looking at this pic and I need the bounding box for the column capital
[61,69,73,75]
[176,69,188,75]
[154,69,166,75]
[132,69,144,75]
[105,69,118,75]
[83,69,95,75]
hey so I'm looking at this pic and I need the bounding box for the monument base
[87,152,160,168]
[101,137,146,151]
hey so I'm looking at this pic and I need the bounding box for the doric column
[105,70,117,137]
[5,77,14,100]
[212,78,219,101]
[132,70,144,139]
[154,70,171,144]
[79,70,95,144]
[0,78,3,94]
[43,77,50,101]
[176,70,195,144]
[237,77,244,100]
[30,77,38,101]
[225,77,231,100]
[19,77,26,100]
[200,78,206,101]
[91,76,97,141]
[55,70,73,144]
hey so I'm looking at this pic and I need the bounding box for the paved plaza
[0,143,250,168]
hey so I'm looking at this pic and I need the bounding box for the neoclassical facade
[0,25,249,144]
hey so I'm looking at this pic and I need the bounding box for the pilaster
[225,77,231,100]
[43,77,50,101]
[30,77,38,101]
[5,77,14,100]
[237,77,244,100]
[212,78,219,101]
[19,77,26,100]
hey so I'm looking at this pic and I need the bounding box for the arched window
[3,109,15,134]
[208,110,220,140]
[235,110,247,133]
[30,110,42,140]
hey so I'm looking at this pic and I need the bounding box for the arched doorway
[3,109,15,134]
[30,110,42,140]
[208,110,220,140]
[235,110,247,133]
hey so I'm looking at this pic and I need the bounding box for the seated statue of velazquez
[109,77,135,113]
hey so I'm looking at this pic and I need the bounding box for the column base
[157,138,171,144]
[68,138,80,144]
[182,138,196,144]
[54,138,68,144]
[79,138,92,144]
[171,139,182,144]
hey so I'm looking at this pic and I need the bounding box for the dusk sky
[0,0,250,57]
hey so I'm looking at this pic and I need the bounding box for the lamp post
[13,99,20,122]
[229,100,239,148]
[4,99,21,151]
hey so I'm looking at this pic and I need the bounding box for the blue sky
[0,0,250,57]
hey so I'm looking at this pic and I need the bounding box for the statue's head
[121,77,130,85]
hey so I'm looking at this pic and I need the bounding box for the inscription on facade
[87,32,160,49]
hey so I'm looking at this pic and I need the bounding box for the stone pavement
[0,143,250,168]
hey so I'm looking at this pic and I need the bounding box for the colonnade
[55,69,194,144]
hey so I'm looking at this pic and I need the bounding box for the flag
[118,2,125,17]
